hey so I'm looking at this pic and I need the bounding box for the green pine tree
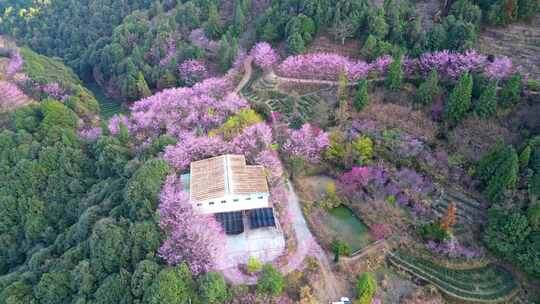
[369,8,389,39]
[415,69,440,105]
[474,79,498,119]
[478,143,519,203]
[218,36,231,71]
[233,0,246,35]
[386,53,403,91]
[203,2,221,39]
[136,72,152,98]
[444,72,473,124]
[500,74,522,107]
[354,79,369,111]
[286,31,306,54]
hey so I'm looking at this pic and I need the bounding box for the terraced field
[242,74,330,127]
[432,189,486,234]
[389,251,519,303]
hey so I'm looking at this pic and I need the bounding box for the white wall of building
[194,192,269,214]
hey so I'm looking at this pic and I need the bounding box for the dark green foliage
[257,264,285,296]
[500,74,523,107]
[529,203,540,231]
[286,32,306,54]
[420,220,450,242]
[198,272,230,303]
[415,70,440,105]
[94,271,133,304]
[331,239,352,262]
[146,264,198,304]
[386,53,403,91]
[477,143,519,203]
[124,159,171,220]
[444,73,473,124]
[517,0,539,20]
[483,208,539,278]
[354,79,369,111]
[36,271,73,304]
[369,8,389,40]
[474,79,498,119]
[449,0,483,27]
[204,2,221,39]
[89,218,130,277]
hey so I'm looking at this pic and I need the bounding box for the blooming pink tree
[281,124,329,164]
[337,166,373,197]
[369,223,392,240]
[163,134,231,171]
[78,126,102,141]
[250,42,279,70]
[484,56,513,79]
[231,123,274,161]
[108,114,132,135]
[277,52,372,81]
[179,59,207,86]
[158,175,226,274]
[5,49,23,77]
[42,82,65,100]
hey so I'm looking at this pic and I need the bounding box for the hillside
[478,13,540,80]
[0,0,539,304]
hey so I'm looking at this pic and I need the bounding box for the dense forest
[1,0,539,303]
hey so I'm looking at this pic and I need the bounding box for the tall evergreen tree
[477,143,519,203]
[203,2,221,39]
[233,0,246,35]
[218,36,231,71]
[354,79,369,111]
[444,72,473,124]
[474,79,498,119]
[386,53,403,91]
[415,69,440,105]
[369,8,389,39]
[500,74,522,107]
[286,32,306,54]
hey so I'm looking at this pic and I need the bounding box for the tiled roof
[190,155,269,202]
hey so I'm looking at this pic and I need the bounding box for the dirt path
[285,182,349,302]
[234,55,254,94]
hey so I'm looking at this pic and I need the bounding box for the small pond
[85,81,124,119]
[325,205,374,252]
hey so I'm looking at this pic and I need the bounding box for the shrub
[247,256,263,273]
[198,272,230,304]
[420,220,450,242]
[257,264,284,296]
[331,239,351,262]
[355,273,377,304]
[320,181,342,210]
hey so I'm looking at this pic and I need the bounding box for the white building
[189,154,270,214]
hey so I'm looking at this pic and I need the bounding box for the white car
[332,297,351,304]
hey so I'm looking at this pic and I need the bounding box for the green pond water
[85,82,123,119]
[325,206,374,252]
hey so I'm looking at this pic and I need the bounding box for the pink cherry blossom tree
[484,56,513,79]
[158,175,226,274]
[179,59,207,86]
[281,124,329,164]
[250,42,279,70]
